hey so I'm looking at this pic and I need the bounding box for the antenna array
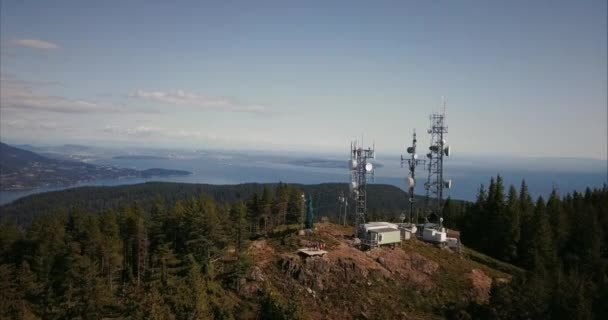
[401,129,425,224]
[349,141,375,237]
[423,106,452,225]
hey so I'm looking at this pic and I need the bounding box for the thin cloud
[130,90,270,114]
[0,74,134,114]
[12,38,59,50]
[101,125,221,141]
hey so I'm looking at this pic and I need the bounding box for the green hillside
[0,182,448,226]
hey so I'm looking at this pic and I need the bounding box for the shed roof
[369,227,400,233]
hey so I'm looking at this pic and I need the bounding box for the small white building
[359,222,402,248]
[397,223,417,240]
[422,226,447,243]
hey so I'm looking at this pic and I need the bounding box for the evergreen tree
[531,197,556,273]
[547,189,567,255]
[260,187,273,234]
[503,185,521,262]
[230,201,251,291]
[120,203,148,287]
[486,175,507,257]
[286,188,304,225]
[462,184,487,251]
[273,183,290,227]
[98,209,123,292]
[247,192,261,235]
[148,195,167,252]
[0,264,21,319]
[518,180,536,269]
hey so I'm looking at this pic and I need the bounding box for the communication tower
[401,130,425,224]
[349,141,375,237]
[424,104,452,226]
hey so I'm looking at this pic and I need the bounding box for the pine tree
[98,209,123,292]
[462,184,487,251]
[230,201,251,291]
[231,201,249,257]
[166,200,187,253]
[547,189,567,255]
[148,195,167,252]
[531,197,556,273]
[121,203,148,287]
[260,187,273,234]
[16,261,41,319]
[0,264,20,319]
[286,188,304,225]
[247,192,261,235]
[503,185,521,262]
[518,180,536,269]
[487,175,507,257]
[183,195,222,268]
[441,197,462,229]
[273,183,290,227]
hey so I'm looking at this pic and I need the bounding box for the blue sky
[1,0,606,159]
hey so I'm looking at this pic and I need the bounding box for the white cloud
[0,74,130,113]
[12,38,59,50]
[130,90,269,114]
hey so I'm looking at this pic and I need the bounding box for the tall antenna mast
[401,129,425,224]
[349,140,375,237]
[424,102,452,226]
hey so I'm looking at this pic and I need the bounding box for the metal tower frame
[349,141,375,237]
[424,107,451,225]
[401,130,425,224]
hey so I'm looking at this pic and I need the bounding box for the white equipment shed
[359,222,402,248]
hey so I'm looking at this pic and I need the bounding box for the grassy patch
[462,247,526,277]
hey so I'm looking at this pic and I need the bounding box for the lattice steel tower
[401,130,425,224]
[349,141,375,237]
[424,106,451,225]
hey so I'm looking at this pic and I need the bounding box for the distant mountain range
[0,143,191,191]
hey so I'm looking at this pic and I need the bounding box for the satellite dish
[444,179,452,189]
[350,181,358,190]
[407,146,415,154]
[413,153,418,160]
[407,176,415,188]
[426,152,432,159]
[350,160,358,169]
[365,162,373,172]
[441,139,446,146]
[444,145,451,157]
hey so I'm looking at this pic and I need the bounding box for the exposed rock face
[467,268,493,303]
[369,249,439,289]
[279,254,372,291]
[278,247,441,293]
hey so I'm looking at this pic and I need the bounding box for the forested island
[0,143,190,191]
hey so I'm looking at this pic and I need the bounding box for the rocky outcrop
[467,268,493,303]
[278,247,441,293]
[279,254,378,291]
